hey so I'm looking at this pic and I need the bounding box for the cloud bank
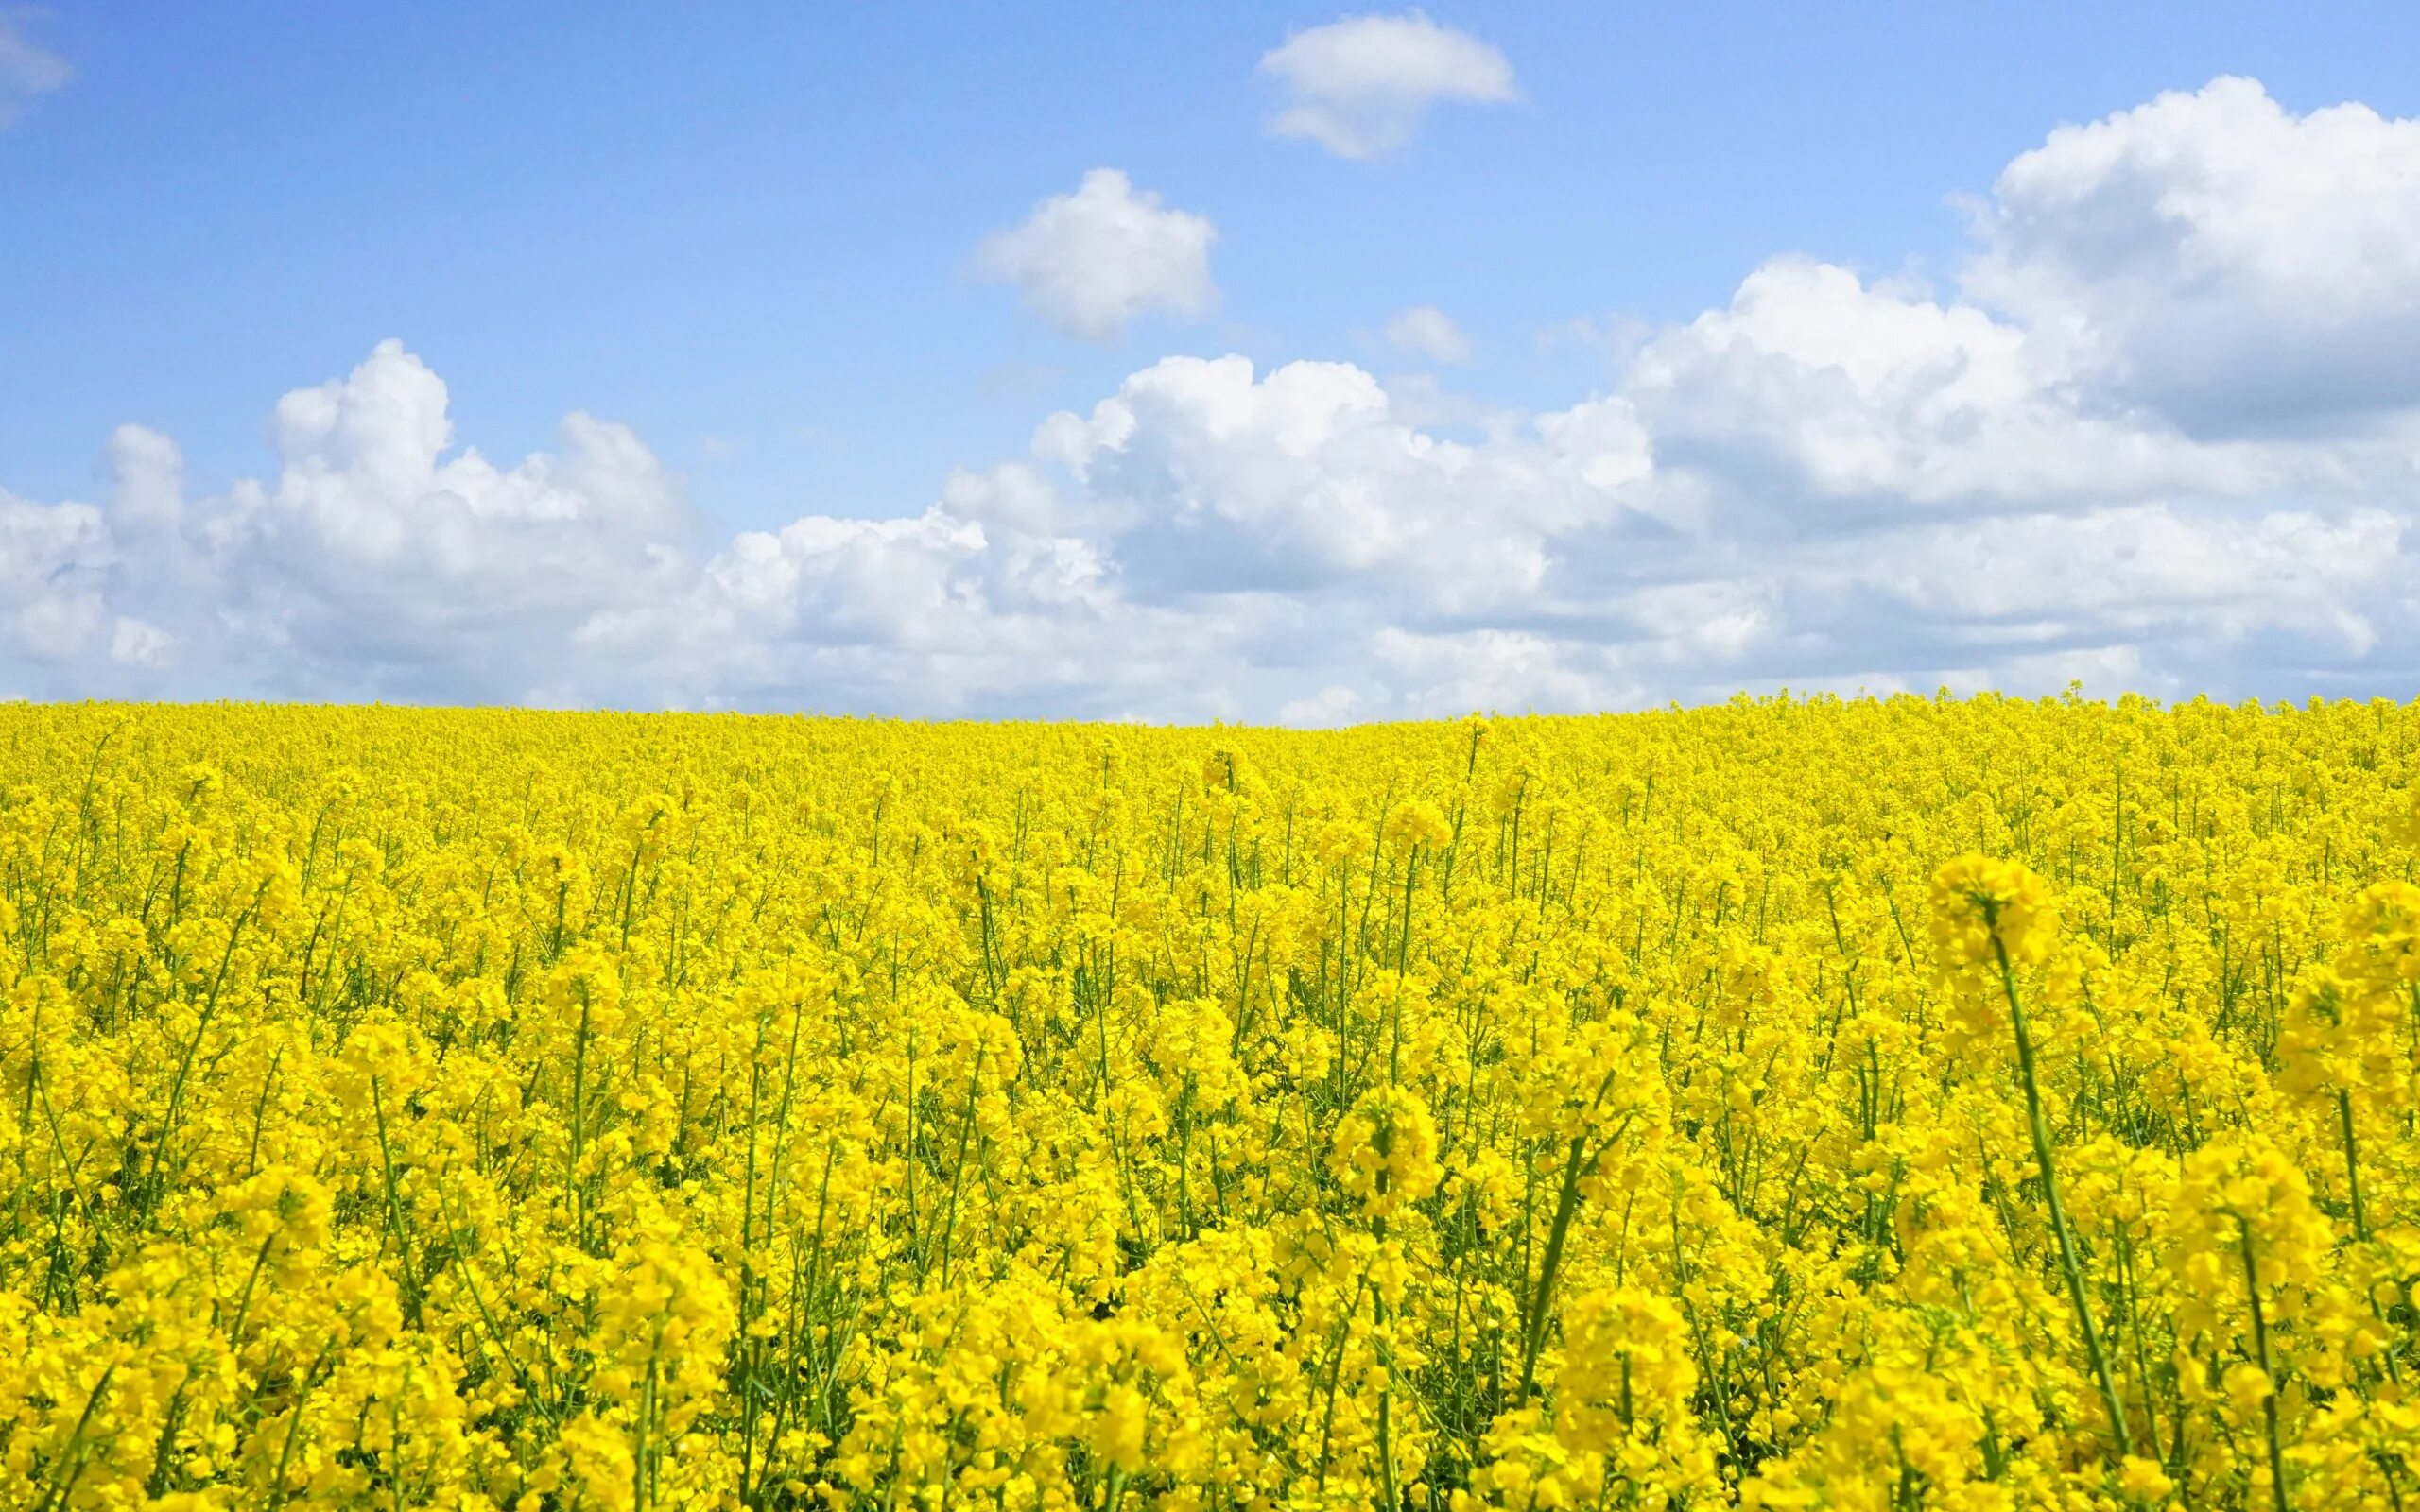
[9,78,2420,720]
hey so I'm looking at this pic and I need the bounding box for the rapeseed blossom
[0,694,2417,1508]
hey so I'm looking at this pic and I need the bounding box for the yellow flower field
[4,695,2419,1510]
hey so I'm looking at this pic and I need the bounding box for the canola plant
[2,695,2417,1510]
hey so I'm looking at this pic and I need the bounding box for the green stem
[369,1075,421,1326]
[1993,932,2132,1458]
[2237,1217,2292,1512]
[2340,1089,2369,1242]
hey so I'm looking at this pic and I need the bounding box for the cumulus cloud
[183,342,695,702]
[1965,77,2420,433]
[1259,11,1517,159]
[1278,684,1361,727]
[1623,257,2280,515]
[0,487,110,664]
[0,13,68,128]
[977,169,1219,342]
[10,77,2420,718]
[1034,353,1655,610]
[1386,305,1471,364]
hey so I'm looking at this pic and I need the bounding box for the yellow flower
[2118,1454,2174,1502]
[1330,1086,1443,1221]
[1929,852,2059,972]
[1385,799,1453,856]
[0,695,2415,1508]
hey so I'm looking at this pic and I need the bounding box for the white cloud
[1037,353,1646,608]
[0,14,69,128]
[977,169,1218,342]
[1386,305,1472,364]
[1372,627,1622,716]
[1965,77,2420,432]
[110,618,173,669]
[1259,11,1517,160]
[0,488,110,664]
[187,341,695,701]
[1841,506,2397,652]
[10,77,2420,718]
[107,423,185,530]
[1278,684,1360,727]
[1625,256,2277,512]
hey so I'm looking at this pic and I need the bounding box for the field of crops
[2,697,2417,1509]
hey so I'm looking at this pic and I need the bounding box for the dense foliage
[3,696,2417,1509]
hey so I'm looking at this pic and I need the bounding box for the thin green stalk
[1993,931,2132,1458]
[2340,1090,2368,1242]
[2236,1218,2291,1512]
[370,1075,421,1326]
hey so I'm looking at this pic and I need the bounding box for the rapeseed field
[4,695,2417,1510]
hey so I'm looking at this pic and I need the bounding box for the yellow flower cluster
[3,692,2420,1508]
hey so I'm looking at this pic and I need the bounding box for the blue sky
[7,6,2420,716]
